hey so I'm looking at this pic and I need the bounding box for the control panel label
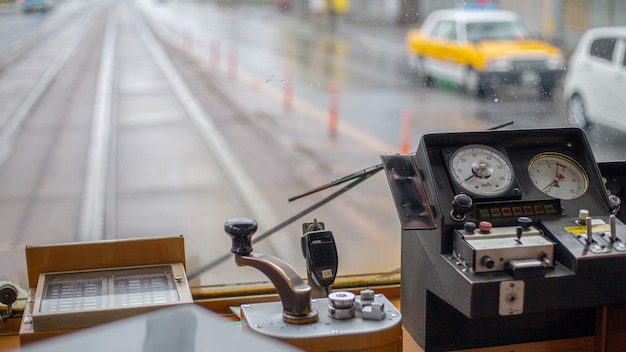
[564,223,610,235]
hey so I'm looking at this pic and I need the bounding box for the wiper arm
[187,164,380,280]
[188,120,513,280]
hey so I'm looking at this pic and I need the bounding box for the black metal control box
[383,128,626,351]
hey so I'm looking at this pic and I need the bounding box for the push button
[479,221,492,233]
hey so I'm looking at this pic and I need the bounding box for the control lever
[572,213,611,253]
[515,217,532,245]
[586,217,594,244]
[225,218,318,324]
[225,218,403,351]
[610,214,618,242]
[301,220,339,298]
[515,226,523,244]
[608,214,626,251]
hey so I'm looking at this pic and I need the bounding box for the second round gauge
[449,145,514,196]
[528,153,588,200]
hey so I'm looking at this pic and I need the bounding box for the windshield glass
[0,0,624,293]
[466,21,533,42]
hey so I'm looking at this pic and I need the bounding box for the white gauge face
[449,145,514,196]
[528,153,588,200]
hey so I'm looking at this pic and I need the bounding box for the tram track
[0,8,101,169]
[0,1,285,255]
[131,2,403,279]
[0,0,401,285]
[0,3,107,250]
[128,5,282,235]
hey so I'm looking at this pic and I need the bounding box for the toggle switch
[515,226,523,245]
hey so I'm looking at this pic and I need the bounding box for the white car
[563,27,626,130]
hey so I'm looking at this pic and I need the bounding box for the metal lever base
[240,295,402,352]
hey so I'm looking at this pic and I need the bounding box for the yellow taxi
[406,6,565,98]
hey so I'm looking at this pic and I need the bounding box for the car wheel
[406,53,419,71]
[465,68,488,97]
[539,82,555,100]
[567,94,588,128]
[407,54,432,88]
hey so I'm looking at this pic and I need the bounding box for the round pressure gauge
[528,153,588,200]
[449,145,515,196]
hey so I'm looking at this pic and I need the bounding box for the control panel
[382,127,626,351]
[453,218,554,274]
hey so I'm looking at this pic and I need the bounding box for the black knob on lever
[225,218,257,255]
[451,194,472,221]
[224,218,318,324]
[517,216,532,229]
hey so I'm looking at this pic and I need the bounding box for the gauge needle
[542,173,565,192]
[464,163,489,182]
[542,179,556,192]
[464,173,476,182]
[553,163,561,187]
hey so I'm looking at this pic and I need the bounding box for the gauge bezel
[527,152,589,200]
[445,144,519,199]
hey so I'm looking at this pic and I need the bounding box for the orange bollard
[400,110,412,154]
[283,66,293,111]
[328,82,339,137]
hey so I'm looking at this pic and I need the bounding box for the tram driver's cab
[2,127,626,352]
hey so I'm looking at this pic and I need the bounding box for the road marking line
[79,8,117,241]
